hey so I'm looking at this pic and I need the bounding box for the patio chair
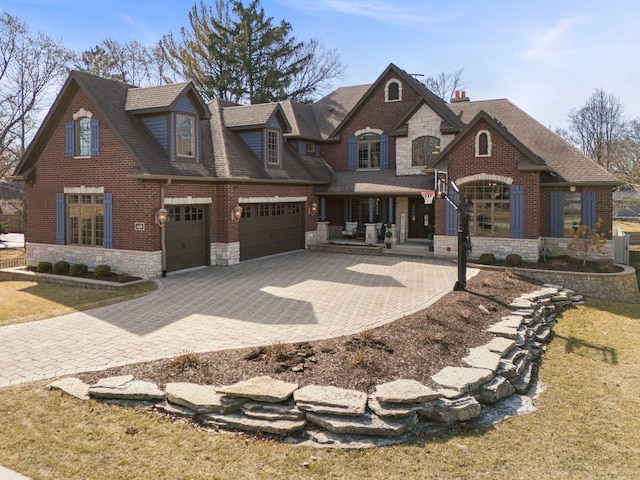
[342,222,358,238]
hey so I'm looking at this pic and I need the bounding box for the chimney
[451,90,470,103]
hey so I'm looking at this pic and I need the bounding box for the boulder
[47,377,90,400]
[305,411,418,438]
[482,337,515,356]
[201,412,306,435]
[477,376,516,404]
[511,360,534,395]
[89,376,163,401]
[368,396,438,418]
[165,382,247,414]
[294,385,367,416]
[462,347,502,372]
[216,376,298,403]
[431,366,494,394]
[430,396,482,424]
[242,401,305,421]
[374,379,440,403]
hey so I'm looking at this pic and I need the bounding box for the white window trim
[72,108,93,120]
[456,173,513,186]
[354,127,383,137]
[176,113,196,158]
[267,129,281,165]
[475,130,492,157]
[385,78,402,102]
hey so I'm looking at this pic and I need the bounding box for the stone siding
[211,242,240,266]
[542,238,614,261]
[27,242,161,278]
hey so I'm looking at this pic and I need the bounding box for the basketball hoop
[421,191,436,204]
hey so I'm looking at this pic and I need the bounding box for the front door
[408,197,432,238]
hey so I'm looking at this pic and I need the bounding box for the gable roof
[445,99,621,186]
[323,63,465,140]
[222,102,291,132]
[310,84,370,139]
[280,99,322,139]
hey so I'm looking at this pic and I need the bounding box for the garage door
[239,203,304,260]
[165,205,207,272]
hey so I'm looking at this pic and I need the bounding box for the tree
[0,13,73,181]
[610,119,640,190]
[160,0,344,104]
[75,38,173,87]
[566,88,626,171]
[425,68,467,102]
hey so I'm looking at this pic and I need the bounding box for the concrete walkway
[0,250,477,388]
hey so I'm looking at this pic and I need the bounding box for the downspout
[160,182,167,277]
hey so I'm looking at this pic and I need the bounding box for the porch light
[309,201,318,216]
[155,207,169,225]
[231,204,243,222]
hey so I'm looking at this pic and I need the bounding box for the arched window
[460,181,510,237]
[76,117,92,156]
[412,135,440,166]
[357,132,381,169]
[475,130,491,156]
[385,79,402,102]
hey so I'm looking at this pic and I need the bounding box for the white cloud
[274,0,443,25]
[120,13,157,44]
[519,16,584,63]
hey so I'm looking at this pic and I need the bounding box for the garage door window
[169,206,204,222]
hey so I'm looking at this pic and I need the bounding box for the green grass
[0,300,639,479]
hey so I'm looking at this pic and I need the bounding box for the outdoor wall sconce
[309,201,318,216]
[155,207,169,226]
[231,204,243,222]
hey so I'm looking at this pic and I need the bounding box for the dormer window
[267,129,280,164]
[385,79,402,102]
[176,114,195,157]
[476,130,491,157]
[66,108,99,158]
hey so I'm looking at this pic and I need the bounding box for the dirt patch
[78,269,547,393]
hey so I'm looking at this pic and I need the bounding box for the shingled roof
[315,169,431,196]
[447,99,620,186]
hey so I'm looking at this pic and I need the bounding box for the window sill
[73,155,92,159]
[356,168,381,171]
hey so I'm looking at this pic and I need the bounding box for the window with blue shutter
[445,190,458,236]
[348,137,356,170]
[56,193,65,245]
[380,135,389,169]
[90,118,100,156]
[581,191,596,229]
[103,193,113,248]
[65,121,74,157]
[549,191,564,237]
[510,184,524,238]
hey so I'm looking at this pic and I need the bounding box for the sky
[2,0,639,130]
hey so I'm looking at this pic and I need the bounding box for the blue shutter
[510,184,524,238]
[103,193,113,249]
[56,193,65,245]
[380,135,389,169]
[582,191,596,229]
[65,121,74,157]
[550,191,563,237]
[348,137,356,170]
[445,190,458,236]
[90,118,100,156]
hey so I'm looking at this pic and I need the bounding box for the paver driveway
[0,251,477,387]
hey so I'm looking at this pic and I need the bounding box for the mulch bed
[26,266,141,284]
[477,255,622,273]
[78,269,545,393]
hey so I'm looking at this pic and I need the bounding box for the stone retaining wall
[512,264,640,304]
[48,286,580,447]
[307,244,384,256]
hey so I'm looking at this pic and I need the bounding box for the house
[11,64,620,277]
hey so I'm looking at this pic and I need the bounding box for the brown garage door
[165,205,207,272]
[239,203,304,261]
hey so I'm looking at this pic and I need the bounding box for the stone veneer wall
[434,236,615,263]
[27,243,161,278]
[513,265,640,304]
[211,242,240,266]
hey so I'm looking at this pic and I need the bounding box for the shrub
[36,261,52,273]
[0,221,8,235]
[478,253,496,265]
[170,349,200,369]
[505,254,523,267]
[52,260,70,275]
[94,264,112,279]
[69,263,88,277]
[567,217,609,266]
